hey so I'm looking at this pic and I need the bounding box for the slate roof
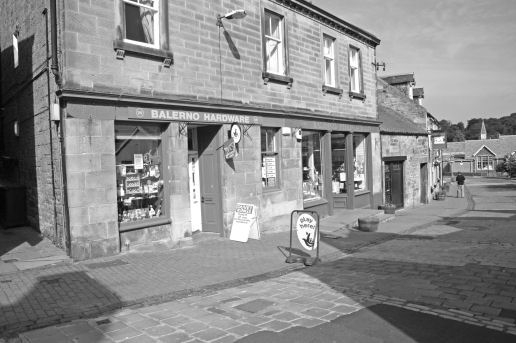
[378,104,427,135]
[381,74,415,85]
[444,135,516,158]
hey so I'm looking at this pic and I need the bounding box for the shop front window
[353,134,368,191]
[331,133,347,194]
[115,123,165,224]
[261,127,280,189]
[302,131,323,201]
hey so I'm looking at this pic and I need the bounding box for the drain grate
[40,278,62,285]
[2,259,19,263]
[96,318,111,325]
[85,259,129,270]
[0,279,12,284]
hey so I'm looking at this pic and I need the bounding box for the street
[11,177,516,342]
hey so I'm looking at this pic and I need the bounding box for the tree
[496,153,516,177]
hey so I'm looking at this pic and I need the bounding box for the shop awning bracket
[178,122,188,137]
[242,124,253,140]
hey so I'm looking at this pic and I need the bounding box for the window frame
[261,127,281,190]
[262,9,293,87]
[113,0,173,62]
[122,0,160,49]
[348,45,365,100]
[323,35,336,87]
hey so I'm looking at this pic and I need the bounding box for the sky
[315,0,516,124]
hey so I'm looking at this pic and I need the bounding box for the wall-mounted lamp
[13,121,20,137]
[216,9,247,26]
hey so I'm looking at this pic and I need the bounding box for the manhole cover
[96,318,111,325]
[234,299,274,313]
[85,259,129,269]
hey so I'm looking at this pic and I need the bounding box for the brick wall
[382,135,429,208]
[62,0,378,121]
[0,0,65,245]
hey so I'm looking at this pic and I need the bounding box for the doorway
[189,125,223,234]
[385,160,404,208]
[420,163,428,204]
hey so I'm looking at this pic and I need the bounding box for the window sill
[119,217,172,232]
[354,189,370,196]
[322,85,343,97]
[349,91,366,101]
[262,187,282,194]
[113,40,174,66]
[262,72,293,89]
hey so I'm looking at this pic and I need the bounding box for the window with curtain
[264,11,286,76]
[302,131,323,201]
[331,133,347,194]
[349,46,362,93]
[323,35,335,87]
[353,134,368,191]
[261,127,280,189]
[123,0,160,48]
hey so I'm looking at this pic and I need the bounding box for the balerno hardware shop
[62,102,381,260]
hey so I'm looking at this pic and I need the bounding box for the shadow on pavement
[237,304,516,343]
[0,270,121,338]
[0,227,42,258]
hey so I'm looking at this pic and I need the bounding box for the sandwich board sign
[286,210,320,266]
[229,203,260,242]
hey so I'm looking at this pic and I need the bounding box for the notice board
[230,203,260,242]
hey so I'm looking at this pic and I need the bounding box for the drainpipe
[43,7,59,245]
[50,0,71,256]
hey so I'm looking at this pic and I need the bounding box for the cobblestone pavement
[4,177,516,342]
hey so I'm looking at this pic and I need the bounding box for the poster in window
[134,154,144,170]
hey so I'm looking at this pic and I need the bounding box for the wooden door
[385,161,404,208]
[197,126,223,233]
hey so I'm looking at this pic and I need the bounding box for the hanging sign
[230,123,242,144]
[432,133,447,149]
[230,203,260,242]
[296,212,318,251]
[223,138,237,160]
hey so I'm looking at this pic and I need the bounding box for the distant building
[377,76,433,208]
[442,121,516,175]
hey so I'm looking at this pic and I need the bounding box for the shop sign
[223,138,237,160]
[432,133,447,149]
[296,212,318,251]
[126,107,261,125]
[230,203,260,242]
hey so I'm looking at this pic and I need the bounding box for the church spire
[480,120,487,140]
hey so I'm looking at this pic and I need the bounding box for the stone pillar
[65,118,119,260]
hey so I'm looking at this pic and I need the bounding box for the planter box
[358,217,380,232]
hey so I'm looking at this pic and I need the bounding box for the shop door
[420,163,428,204]
[385,161,404,208]
[197,126,223,233]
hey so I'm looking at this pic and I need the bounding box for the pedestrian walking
[456,172,465,198]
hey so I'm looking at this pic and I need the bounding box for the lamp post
[216,9,247,101]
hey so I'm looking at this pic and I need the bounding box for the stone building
[377,77,432,208]
[1,0,383,260]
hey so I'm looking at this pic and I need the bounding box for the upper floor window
[349,46,363,94]
[264,11,286,76]
[323,35,335,87]
[123,0,160,48]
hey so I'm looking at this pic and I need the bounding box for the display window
[331,133,347,194]
[302,131,323,201]
[115,123,165,224]
[353,134,368,191]
[261,127,280,189]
